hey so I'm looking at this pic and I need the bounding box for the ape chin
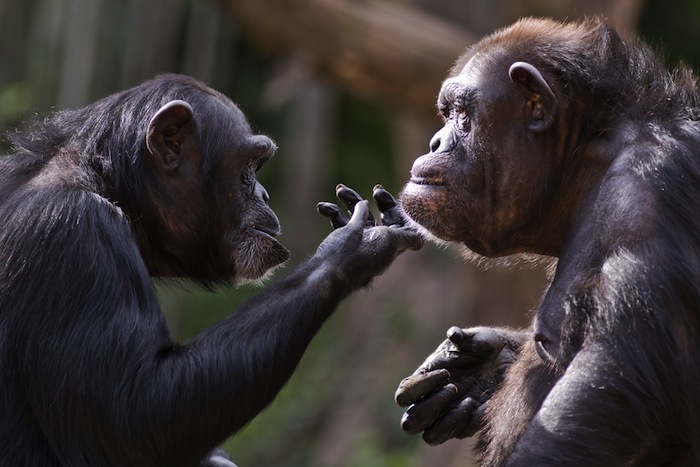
[401,184,450,237]
[233,230,291,283]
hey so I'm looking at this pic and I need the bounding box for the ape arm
[11,188,420,466]
[502,247,685,466]
[505,340,663,466]
[187,204,408,432]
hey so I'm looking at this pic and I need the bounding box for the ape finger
[391,226,424,252]
[336,184,375,226]
[345,199,371,232]
[454,400,488,439]
[446,326,467,346]
[373,184,404,226]
[446,326,506,358]
[395,368,450,407]
[317,202,350,229]
[400,383,462,435]
[422,397,480,446]
[335,183,363,210]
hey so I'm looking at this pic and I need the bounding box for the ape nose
[255,182,270,205]
[429,126,456,153]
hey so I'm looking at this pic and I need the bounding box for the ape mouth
[251,225,281,240]
[409,176,445,187]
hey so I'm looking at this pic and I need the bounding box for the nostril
[430,135,442,153]
[429,126,455,154]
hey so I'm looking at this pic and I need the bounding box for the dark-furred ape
[0,74,422,466]
[394,17,700,466]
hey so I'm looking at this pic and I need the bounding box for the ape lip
[252,226,280,239]
[409,176,445,186]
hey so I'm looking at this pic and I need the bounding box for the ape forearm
[172,194,420,440]
[165,252,377,442]
[501,345,657,466]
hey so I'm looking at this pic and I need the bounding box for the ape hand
[395,326,526,445]
[317,183,409,229]
[315,184,422,288]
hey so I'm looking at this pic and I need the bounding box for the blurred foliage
[639,0,700,69]
[336,96,397,192]
[0,83,34,130]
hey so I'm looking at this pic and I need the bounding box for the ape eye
[241,161,256,185]
[457,108,471,132]
[246,157,268,173]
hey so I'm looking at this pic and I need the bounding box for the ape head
[401,18,614,259]
[135,76,290,283]
[34,74,291,284]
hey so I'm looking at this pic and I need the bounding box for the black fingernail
[400,411,422,435]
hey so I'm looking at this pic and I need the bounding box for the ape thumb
[347,200,369,229]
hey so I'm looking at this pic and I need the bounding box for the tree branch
[218,0,476,115]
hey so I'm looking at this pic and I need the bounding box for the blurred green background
[1,0,698,465]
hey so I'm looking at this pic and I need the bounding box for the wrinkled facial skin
[401,53,554,258]
[210,107,290,282]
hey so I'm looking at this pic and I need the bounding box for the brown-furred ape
[0,74,422,466]
[395,17,700,466]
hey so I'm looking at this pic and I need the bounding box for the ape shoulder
[0,184,150,315]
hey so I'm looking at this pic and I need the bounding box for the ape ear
[146,100,196,173]
[509,62,557,132]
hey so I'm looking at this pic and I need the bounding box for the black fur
[0,74,421,466]
[397,18,700,465]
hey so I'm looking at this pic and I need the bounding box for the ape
[0,74,422,466]
[395,17,700,466]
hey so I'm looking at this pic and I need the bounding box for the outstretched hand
[314,184,422,289]
[317,183,408,229]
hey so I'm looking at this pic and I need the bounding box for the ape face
[401,50,561,258]
[215,124,291,282]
